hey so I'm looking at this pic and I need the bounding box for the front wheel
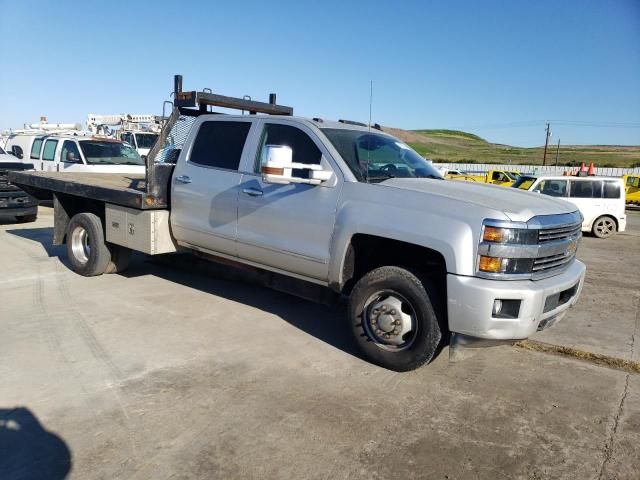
[592,215,617,239]
[348,266,443,371]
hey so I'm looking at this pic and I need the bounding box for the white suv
[512,175,626,238]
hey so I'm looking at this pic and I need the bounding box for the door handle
[243,188,263,197]
[175,175,192,184]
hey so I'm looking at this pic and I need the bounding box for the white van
[512,175,626,238]
[4,134,146,174]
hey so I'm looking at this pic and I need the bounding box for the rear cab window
[189,121,252,170]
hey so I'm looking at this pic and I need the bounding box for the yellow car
[446,169,520,187]
[624,174,640,204]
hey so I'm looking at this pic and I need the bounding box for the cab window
[42,139,58,161]
[122,133,135,147]
[189,121,251,170]
[30,138,43,159]
[533,179,568,197]
[61,141,82,163]
[491,171,506,181]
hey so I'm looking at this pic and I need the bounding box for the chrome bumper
[447,260,586,340]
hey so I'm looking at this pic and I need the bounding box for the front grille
[532,220,581,278]
[533,252,576,273]
[538,223,581,243]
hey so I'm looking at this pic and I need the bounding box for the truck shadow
[122,253,363,362]
[0,407,72,479]
[4,227,445,366]
[5,227,68,261]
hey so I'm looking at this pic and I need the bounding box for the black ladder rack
[172,75,293,116]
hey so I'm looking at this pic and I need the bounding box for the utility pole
[554,138,560,166]
[542,123,551,166]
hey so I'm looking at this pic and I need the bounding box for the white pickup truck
[2,132,145,174]
[10,76,586,371]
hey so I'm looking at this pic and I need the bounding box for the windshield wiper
[367,173,396,182]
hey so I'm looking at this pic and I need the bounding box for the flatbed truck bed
[9,171,167,210]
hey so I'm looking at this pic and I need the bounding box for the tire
[592,215,617,239]
[16,214,37,223]
[348,266,443,372]
[105,244,131,274]
[66,213,112,276]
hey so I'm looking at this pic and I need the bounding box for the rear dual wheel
[66,213,130,276]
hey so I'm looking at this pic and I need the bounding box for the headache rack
[172,75,293,116]
[144,74,293,208]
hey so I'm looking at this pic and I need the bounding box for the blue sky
[0,0,638,147]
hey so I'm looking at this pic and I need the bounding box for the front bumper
[447,260,586,340]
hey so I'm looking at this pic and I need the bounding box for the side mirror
[11,145,24,159]
[261,145,332,185]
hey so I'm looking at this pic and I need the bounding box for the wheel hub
[366,294,415,348]
[71,226,91,265]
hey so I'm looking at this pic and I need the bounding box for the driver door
[236,120,342,281]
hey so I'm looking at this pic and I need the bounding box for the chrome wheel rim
[595,218,615,237]
[71,226,91,264]
[362,290,417,351]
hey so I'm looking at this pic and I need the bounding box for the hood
[0,153,19,163]
[380,178,577,222]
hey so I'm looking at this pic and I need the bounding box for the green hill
[382,127,640,168]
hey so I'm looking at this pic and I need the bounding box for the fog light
[492,299,503,316]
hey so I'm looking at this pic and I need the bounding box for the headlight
[478,256,534,274]
[482,226,537,244]
[477,215,581,280]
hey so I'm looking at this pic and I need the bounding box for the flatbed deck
[8,171,167,210]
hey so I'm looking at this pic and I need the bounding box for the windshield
[322,128,443,182]
[79,141,144,165]
[134,133,158,149]
[511,176,537,190]
[504,171,519,181]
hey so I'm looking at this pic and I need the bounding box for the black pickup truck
[0,148,38,223]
